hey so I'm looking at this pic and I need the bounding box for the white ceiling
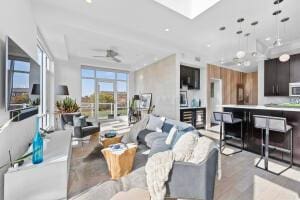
[30,0,300,72]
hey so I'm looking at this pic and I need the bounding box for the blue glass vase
[32,117,43,164]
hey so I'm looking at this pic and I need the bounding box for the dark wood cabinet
[264,59,277,96]
[290,54,300,83]
[224,107,300,166]
[180,65,200,89]
[264,58,290,96]
[277,60,290,96]
[180,108,206,129]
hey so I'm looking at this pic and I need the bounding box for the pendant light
[250,21,259,57]
[273,0,283,47]
[244,33,251,66]
[236,18,246,59]
[219,26,226,64]
[279,17,290,62]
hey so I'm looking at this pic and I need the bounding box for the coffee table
[100,134,123,148]
[101,144,137,179]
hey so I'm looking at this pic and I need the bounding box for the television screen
[6,37,41,111]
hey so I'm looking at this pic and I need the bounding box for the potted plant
[56,97,80,113]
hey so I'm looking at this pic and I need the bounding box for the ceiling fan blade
[91,48,107,52]
[93,55,107,58]
[112,57,121,63]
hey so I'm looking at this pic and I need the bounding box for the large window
[81,67,128,120]
[37,44,52,127]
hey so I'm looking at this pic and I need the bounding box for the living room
[1,0,300,200]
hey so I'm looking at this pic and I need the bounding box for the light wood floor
[202,130,300,200]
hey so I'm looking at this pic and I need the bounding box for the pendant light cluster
[217,0,291,67]
[218,18,260,67]
[236,18,246,59]
[272,0,291,62]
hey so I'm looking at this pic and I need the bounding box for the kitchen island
[222,105,300,166]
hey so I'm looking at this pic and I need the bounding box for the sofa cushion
[137,129,153,146]
[148,137,171,157]
[144,132,167,148]
[162,122,174,133]
[111,188,150,200]
[164,119,195,131]
[146,115,165,132]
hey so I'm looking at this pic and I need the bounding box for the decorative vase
[32,117,43,164]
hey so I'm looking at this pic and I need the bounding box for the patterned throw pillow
[73,115,87,127]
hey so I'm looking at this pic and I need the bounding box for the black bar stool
[213,112,244,156]
[253,115,293,175]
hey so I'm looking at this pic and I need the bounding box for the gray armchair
[60,113,100,139]
[149,138,218,200]
[167,148,218,200]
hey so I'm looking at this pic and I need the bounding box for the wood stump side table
[101,144,137,180]
[100,135,122,148]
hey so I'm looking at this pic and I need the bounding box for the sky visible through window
[81,68,127,97]
[10,59,30,89]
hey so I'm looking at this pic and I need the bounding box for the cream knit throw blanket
[145,133,218,200]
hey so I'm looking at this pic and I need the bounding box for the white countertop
[222,104,300,112]
[180,106,206,110]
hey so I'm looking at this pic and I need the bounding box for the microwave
[289,83,300,96]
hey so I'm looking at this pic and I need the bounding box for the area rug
[68,143,148,198]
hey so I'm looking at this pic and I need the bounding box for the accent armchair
[149,137,218,200]
[60,112,100,139]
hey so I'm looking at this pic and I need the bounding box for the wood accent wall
[243,72,258,105]
[206,64,258,127]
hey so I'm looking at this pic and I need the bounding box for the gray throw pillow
[73,115,87,127]
[146,115,165,132]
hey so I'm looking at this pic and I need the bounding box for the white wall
[0,0,38,124]
[0,0,38,198]
[135,54,180,120]
[257,61,289,105]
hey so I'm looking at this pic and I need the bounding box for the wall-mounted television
[5,37,41,111]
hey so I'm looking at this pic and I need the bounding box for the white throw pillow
[146,115,165,132]
[165,127,177,145]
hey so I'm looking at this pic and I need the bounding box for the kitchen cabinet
[290,54,300,83]
[224,107,300,166]
[180,65,200,89]
[264,59,277,96]
[264,58,290,96]
[277,59,290,96]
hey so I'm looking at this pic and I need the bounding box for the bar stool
[253,115,293,175]
[213,112,244,156]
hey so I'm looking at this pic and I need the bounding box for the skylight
[153,0,221,19]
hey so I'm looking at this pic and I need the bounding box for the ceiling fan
[93,49,122,63]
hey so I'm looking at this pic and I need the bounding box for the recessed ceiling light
[164,28,170,32]
[85,0,92,3]
[265,37,271,41]
[207,44,211,48]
